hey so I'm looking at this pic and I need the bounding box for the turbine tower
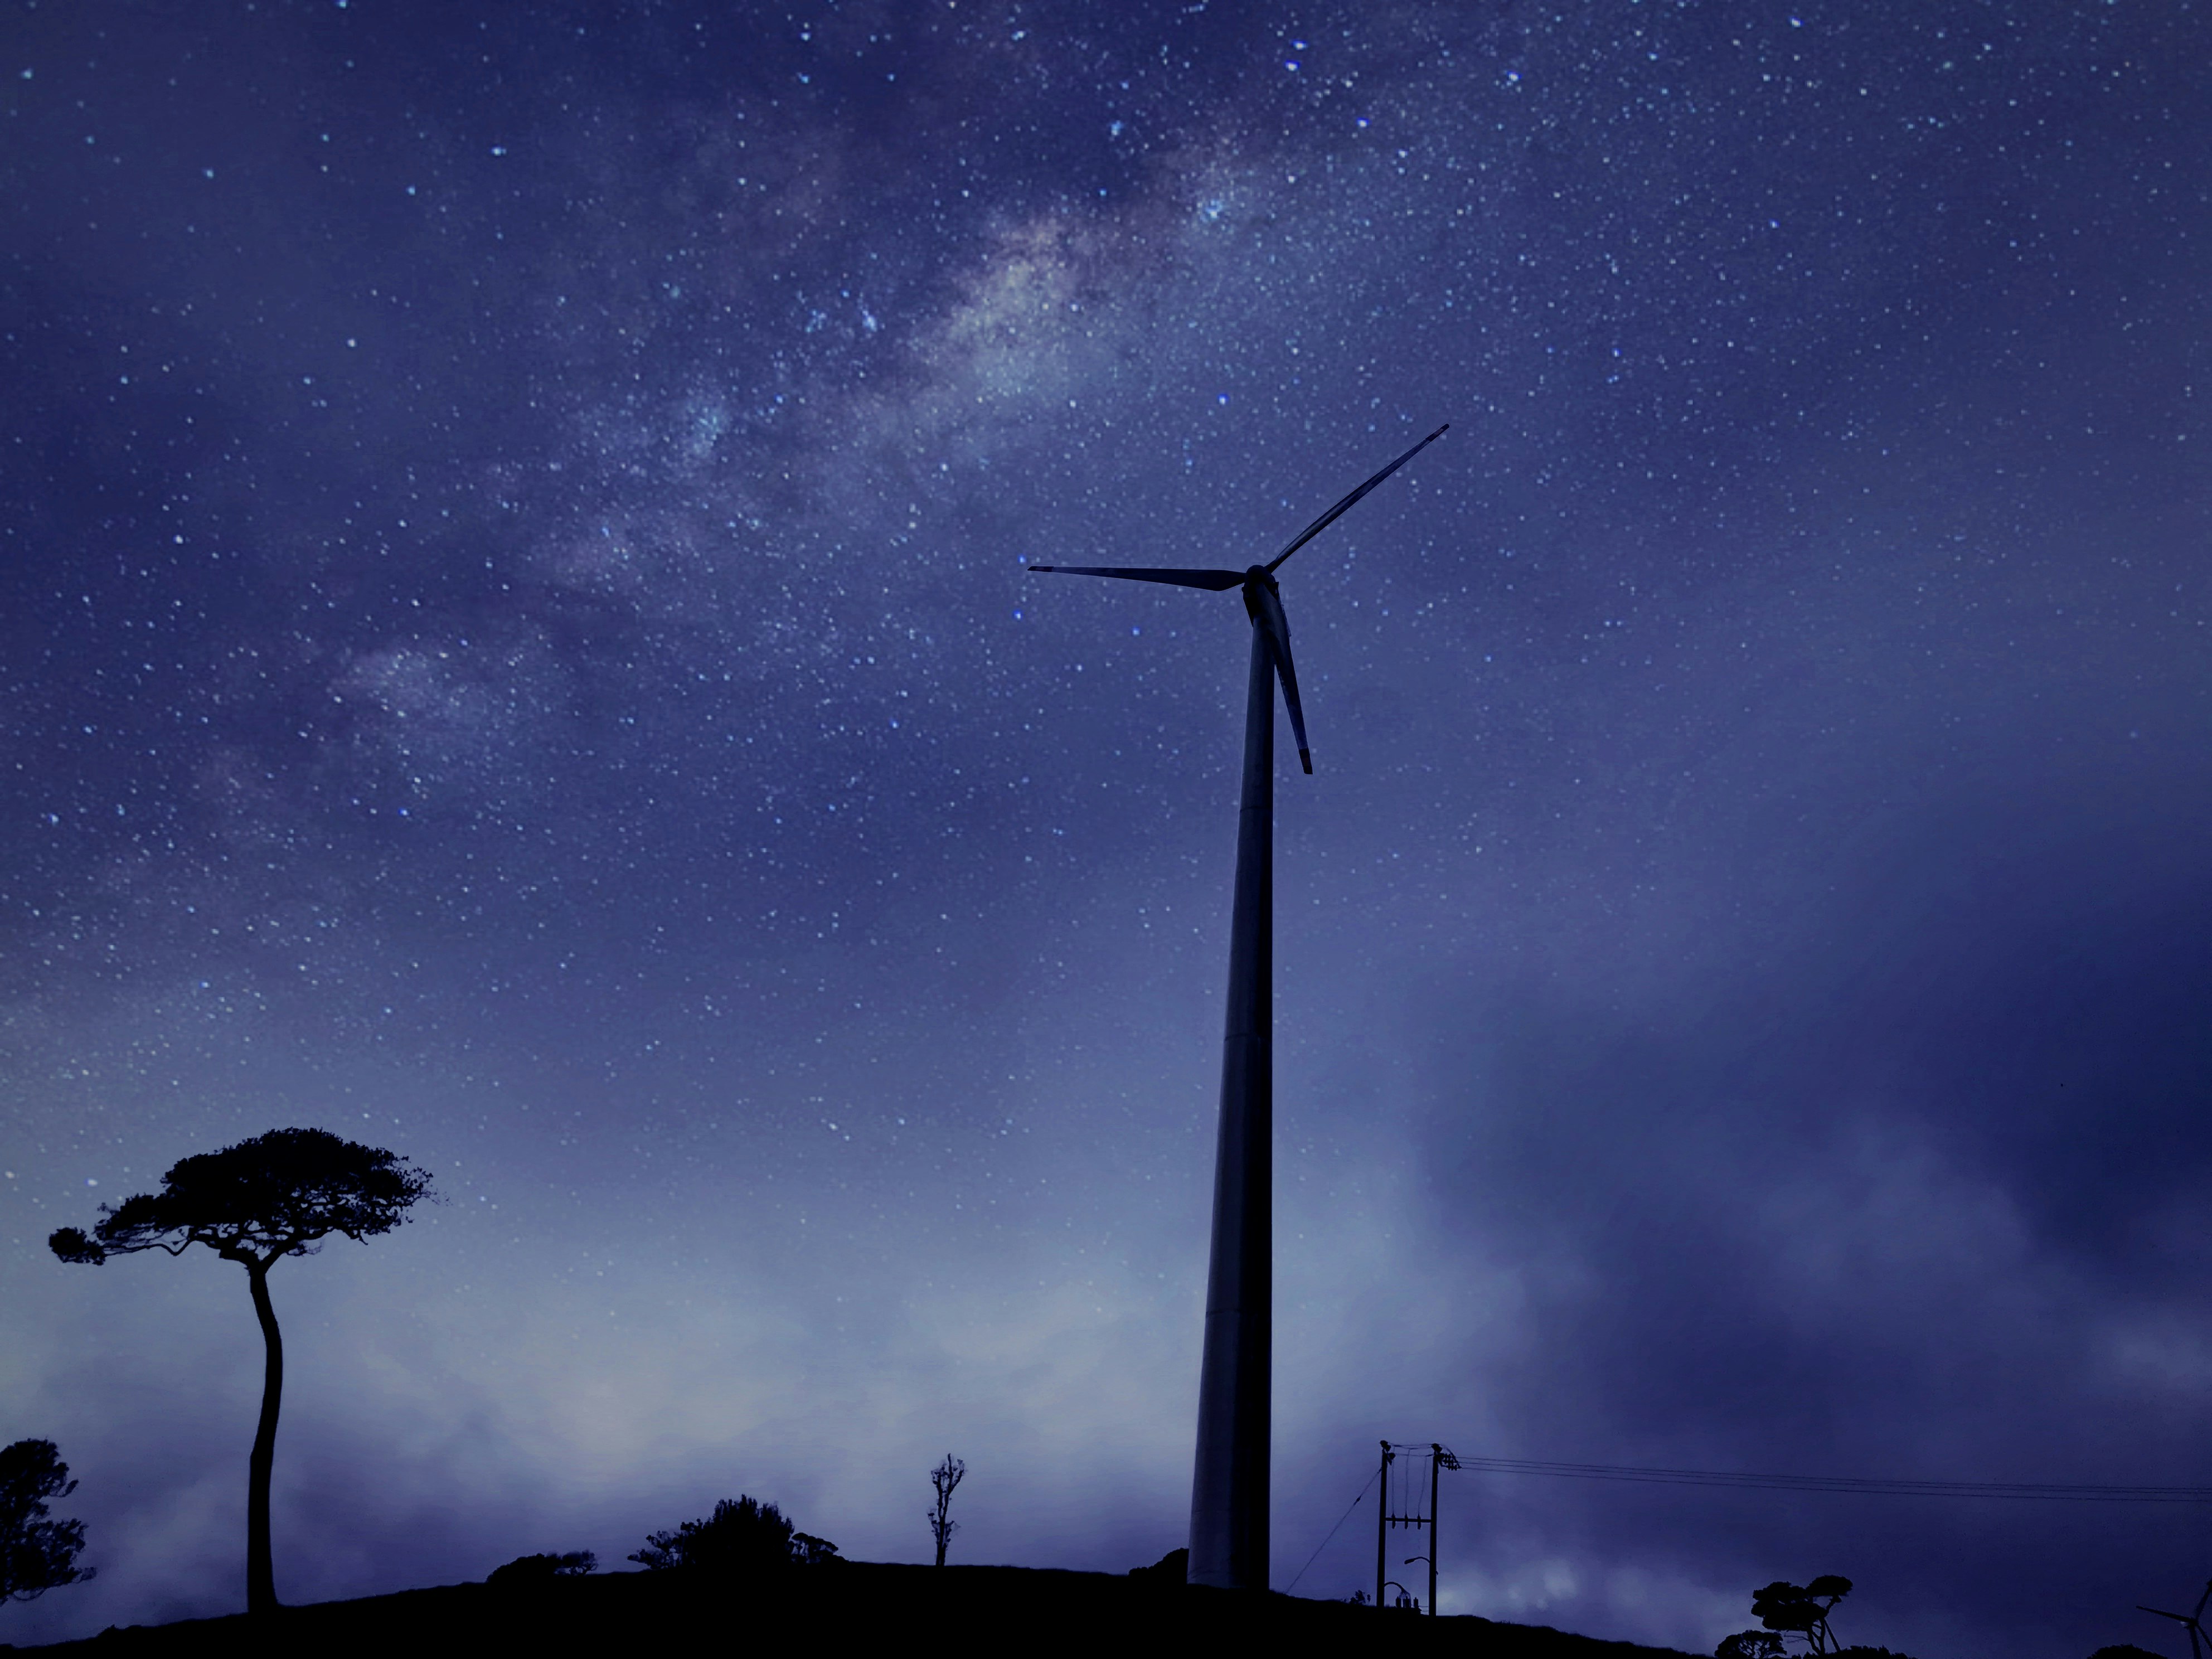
[1030,422,1447,1590]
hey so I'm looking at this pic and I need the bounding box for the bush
[1129,1548,1187,1583]
[487,1551,595,1587]
[1720,1633,1918,1659]
[629,1496,839,1578]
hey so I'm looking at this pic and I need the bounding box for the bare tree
[50,1127,432,1614]
[928,1454,966,1568]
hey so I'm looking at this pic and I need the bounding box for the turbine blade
[1259,610,1313,775]
[1264,423,1449,574]
[1027,565,1245,591]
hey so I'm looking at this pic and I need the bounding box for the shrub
[1129,1548,1187,1583]
[629,1496,839,1578]
[487,1551,595,1587]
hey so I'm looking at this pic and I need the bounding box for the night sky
[4,2,2209,1651]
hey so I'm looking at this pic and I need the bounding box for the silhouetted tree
[792,1530,842,1567]
[487,1550,596,1586]
[629,1496,839,1579]
[49,1127,432,1614]
[1129,1547,1187,1583]
[928,1454,964,1568]
[1739,1576,1852,1655]
[2,1440,95,1603]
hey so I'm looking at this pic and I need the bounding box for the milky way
[4,4,2209,1651]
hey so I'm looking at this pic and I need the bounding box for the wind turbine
[1030,421,1448,1590]
[2141,1578,2212,1659]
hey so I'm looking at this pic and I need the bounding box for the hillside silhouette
[15,1563,1701,1655]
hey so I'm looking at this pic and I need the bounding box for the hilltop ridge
[17,1561,1702,1655]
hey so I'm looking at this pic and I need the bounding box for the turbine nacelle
[1239,570,1310,775]
[1028,423,1447,778]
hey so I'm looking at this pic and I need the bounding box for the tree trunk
[244,1262,284,1614]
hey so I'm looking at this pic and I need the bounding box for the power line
[1284,1465,1381,1594]
[1272,1444,2208,1603]
[1455,1454,2212,1503]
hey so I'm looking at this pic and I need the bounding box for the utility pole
[1375,1440,1393,1609]
[1427,1443,1443,1617]
[1375,1441,1460,1614]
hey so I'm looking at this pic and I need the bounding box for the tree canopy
[46,1126,431,1615]
[1,1440,95,1603]
[628,1496,840,1578]
[1760,1577,1851,1640]
[1726,1575,1853,1656]
[49,1127,433,1271]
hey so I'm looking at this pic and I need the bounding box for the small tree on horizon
[487,1550,596,1586]
[1720,1576,1852,1656]
[2,1439,95,1603]
[49,1127,433,1615]
[928,1454,965,1568]
[629,1496,838,1578]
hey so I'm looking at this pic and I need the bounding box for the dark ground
[10,1563,1702,1655]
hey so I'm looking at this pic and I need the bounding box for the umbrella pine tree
[50,1127,433,1614]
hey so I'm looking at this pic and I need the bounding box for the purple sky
[4,3,2209,1651]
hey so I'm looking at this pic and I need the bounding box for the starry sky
[3,1,2208,1651]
